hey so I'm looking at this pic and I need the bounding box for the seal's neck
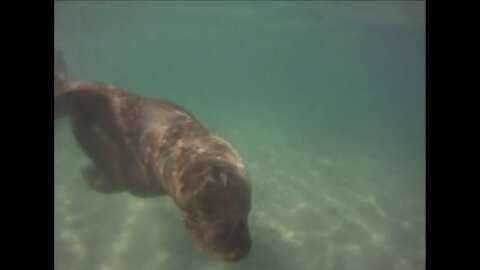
[159,134,246,207]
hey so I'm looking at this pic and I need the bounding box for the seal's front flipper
[82,164,125,194]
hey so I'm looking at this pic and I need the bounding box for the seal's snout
[224,249,249,262]
[222,235,251,262]
[211,218,251,262]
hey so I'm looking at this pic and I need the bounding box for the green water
[54,2,425,270]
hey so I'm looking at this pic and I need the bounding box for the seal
[54,49,252,261]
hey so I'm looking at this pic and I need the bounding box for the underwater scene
[54,1,425,270]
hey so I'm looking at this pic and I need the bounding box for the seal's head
[179,160,252,262]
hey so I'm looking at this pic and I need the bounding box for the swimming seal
[54,49,252,261]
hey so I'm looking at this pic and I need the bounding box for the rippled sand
[55,116,425,270]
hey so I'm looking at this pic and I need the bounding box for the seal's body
[54,50,252,261]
